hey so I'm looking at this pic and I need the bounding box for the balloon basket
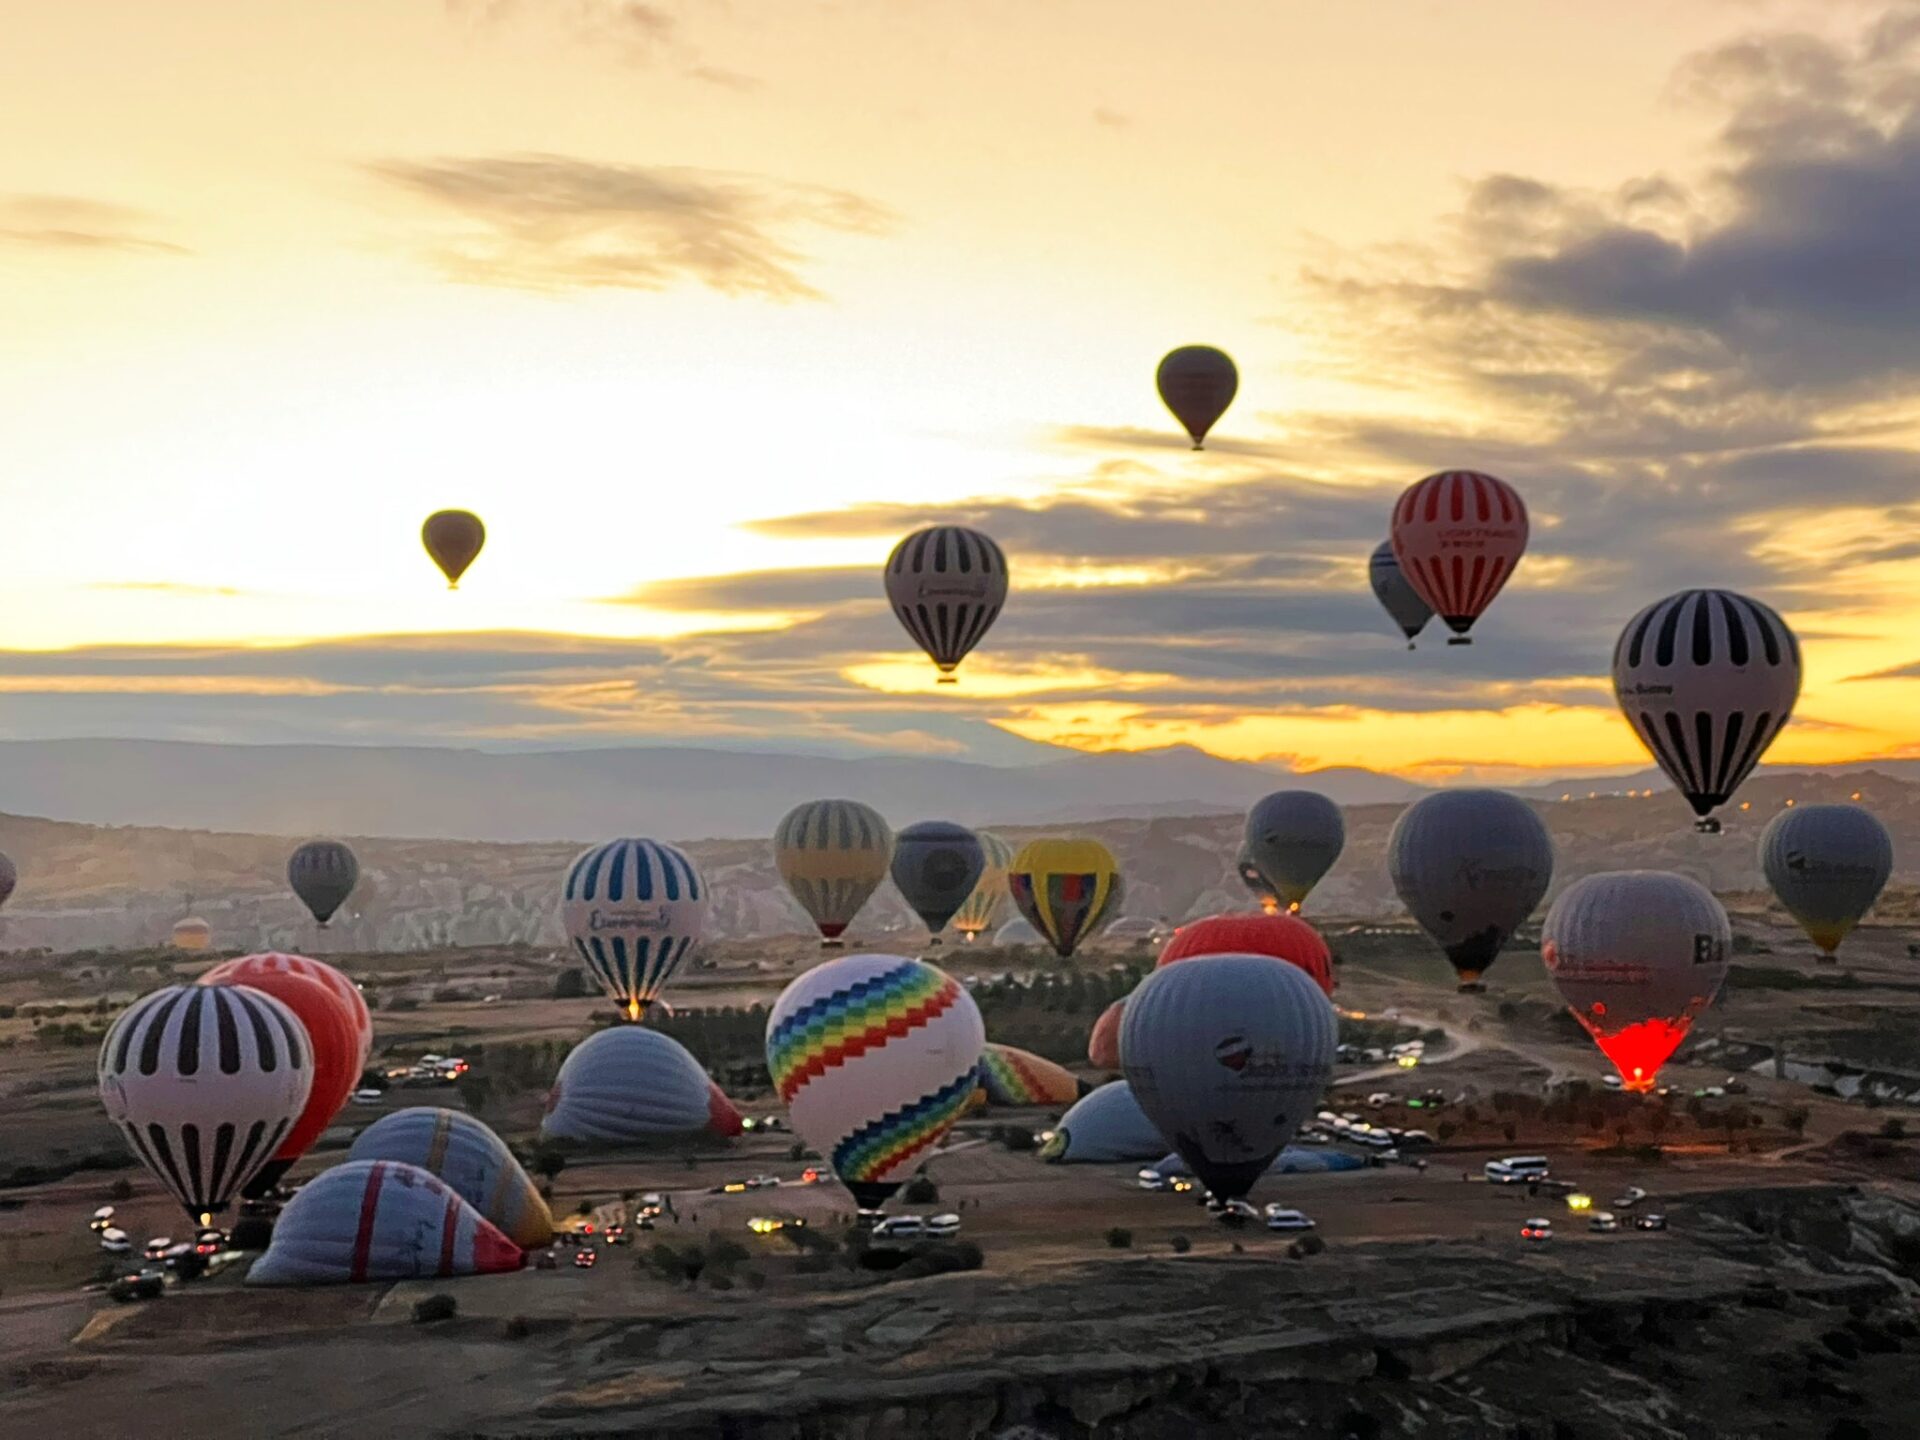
[936,676,958,686]
[1693,819,1723,835]
[1446,636,1472,647]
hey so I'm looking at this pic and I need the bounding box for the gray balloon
[1388,789,1553,990]
[1244,790,1345,911]
[0,849,15,911]
[890,820,986,937]
[1120,953,1335,1201]
[1759,804,1892,956]
[288,839,358,927]
[1369,540,1433,646]
[1037,1079,1168,1164]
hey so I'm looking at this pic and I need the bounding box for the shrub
[1170,1235,1191,1254]
[1288,1234,1327,1260]
[107,1178,134,1202]
[902,1174,939,1204]
[413,1294,457,1323]
[503,1316,532,1340]
[1880,1117,1907,1140]
[893,1240,984,1280]
[1106,1227,1133,1249]
[551,968,591,1000]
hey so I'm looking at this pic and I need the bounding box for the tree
[551,968,591,1000]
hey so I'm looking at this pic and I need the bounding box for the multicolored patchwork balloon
[1007,837,1122,959]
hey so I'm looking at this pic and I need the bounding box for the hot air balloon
[1037,1080,1167,1163]
[1243,790,1345,913]
[884,526,1008,683]
[245,1160,524,1285]
[203,951,373,1070]
[1007,838,1121,959]
[1156,345,1238,449]
[559,838,706,1021]
[976,1043,1082,1107]
[170,917,212,951]
[1087,996,1125,1069]
[1541,871,1730,1093]
[349,1108,554,1248]
[540,1026,742,1145]
[1389,470,1528,644]
[1120,954,1335,1201]
[1612,589,1801,833]
[421,509,485,589]
[0,850,15,911]
[1388,789,1553,991]
[1369,539,1433,648]
[890,820,985,943]
[951,832,1014,941]
[1235,845,1281,913]
[774,799,893,946]
[766,953,984,1210]
[1759,804,1892,959]
[287,839,358,927]
[1158,912,1334,997]
[99,984,313,1225]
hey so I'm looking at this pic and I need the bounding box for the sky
[4,0,1920,781]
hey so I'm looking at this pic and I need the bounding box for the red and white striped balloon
[1389,470,1528,644]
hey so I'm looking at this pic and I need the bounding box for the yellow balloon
[950,832,1014,941]
[1007,838,1121,959]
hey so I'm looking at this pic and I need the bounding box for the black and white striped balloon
[98,984,313,1221]
[1611,589,1801,824]
[883,525,1008,682]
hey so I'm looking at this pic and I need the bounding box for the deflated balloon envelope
[976,1042,1082,1107]
[541,1026,741,1146]
[1759,803,1893,956]
[1037,1079,1167,1163]
[1120,954,1336,1201]
[350,1107,554,1247]
[1387,789,1553,990]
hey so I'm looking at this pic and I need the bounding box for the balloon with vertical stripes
[774,799,893,946]
[559,838,707,1021]
[884,525,1008,683]
[98,983,314,1223]
[1611,589,1801,830]
[950,831,1015,941]
[1389,470,1528,644]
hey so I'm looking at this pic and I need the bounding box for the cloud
[0,196,186,256]
[1093,107,1131,129]
[369,153,892,298]
[688,65,763,92]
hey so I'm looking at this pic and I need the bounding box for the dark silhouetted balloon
[1760,803,1891,957]
[1369,540,1433,647]
[890,820,986,940]
[1156,346,1238,449]
[288,839,358,927]
[1388,789,1553,990]
[422,509,485,589]
[884,526,1007,682]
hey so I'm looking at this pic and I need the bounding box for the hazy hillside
[2,766,1917,954]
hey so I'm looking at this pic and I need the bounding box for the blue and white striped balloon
[559,839,707,1021]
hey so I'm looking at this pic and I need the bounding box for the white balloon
[540,1027,741,1146]
[560,838,708,1020]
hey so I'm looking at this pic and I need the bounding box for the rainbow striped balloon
[766,954,983,1209]
[976,1042,1080,1107]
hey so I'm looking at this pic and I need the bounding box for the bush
[551,968,591,1000]
[1106,1227,1133,1249]
[995,1125,1037,1153]
[503,1316,532,1340]
[107,1178,134,1202]
[413,1294,457,1324]
[1288,1234,1327,1260]
[902,1174,939,1204]
[893,1240,984,1280]
[1170,1235,1191,1254]
[1880,1117,1907,1140]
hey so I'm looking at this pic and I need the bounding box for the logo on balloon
[1692,933,1724,966]
[1214,1035,1252,1072]
[590,906,674,933]
[914,578,993,601]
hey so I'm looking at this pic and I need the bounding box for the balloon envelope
[99,984,313,1222]
[1007,838,1121,959]
[1760,804,1892,955]
[0,850,15,910]
[1037,1079,1167,1163]
[1235,845,1280,913]
[1542,871,1730,1092]
[1388,789,1553,988]
[560,838,706,1020]
[1369,540,1433,645]
[203,952,373,1071]
[1389,471,1527,639]
[1612,589,1801,823]
[541,1025,741,1146]
[1156,345,1238,449]
[976,1042,1081,1107]
[1244,790,1345,911]
[246,1159,523,1286]
[884,526,1008,680]
[890,820,986,937]
[767,953,983,1209]
[951,831,1014,941]
[774,799,892,942]
[422,509,485,589]
[287,839,358,926]
[1120,955,1336,1200]
[171,918,212,951]
[1087,996,1125,1069]
[1158,913,1334,997]
[350,1107,554,1248]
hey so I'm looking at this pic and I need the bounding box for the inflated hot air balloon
[1037,1079,1167,1163]
[1120,954,1335,1201]
[890,820,985,942]
[349,1108,554,1248]
[774,799,892,946]
[1235,844,1280,914]
[171,917,212,951]
[0,850,15,911]
[1158,912,1334,997]
[1007,838,1121,959]
[1369,540,1433,648]
[560,838,706,1020]
[1612,589,1801,833]
[976,1042,1081,1108]
[540,1026,742,1146]
[246,1160,524,1286]
[1389,470,1528,644]
[1760,804,1892,959]
[884,526,1008,683]
[766,953,984,1210]
[204,951,372,1070]
[1244,790,1345,913]
[422,509,485,589]
[99,984,313,1224]
[951,832,1014,942]
[1156,345,1238,450]
[1541,871,1730,1093]
[287,839,358,927]
[1087,996,1125,1069]
[1388,789,1553,991]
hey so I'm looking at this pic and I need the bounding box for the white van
[1485,1156,1551,1184]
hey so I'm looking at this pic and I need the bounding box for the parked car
[1137,1170,1170,1191]
[925,1213,961,1238]
[1263,1206,1315,1232]
[143,1236,173,1261]
[1520,1218,1553,1242]
[534,1250,559,1269]
[1635,1213,1668,1232]
[351,1088,384,1106]
[89,1205,116,1233]
[193,1228,225,1255]
[1216,1199,1260,1225]
[748,1216,807,1235]
[870,1215,926,1241]
[1612,1187,1647,1210]
[1485,1157,1551,1185]
[98,1228,131,1254]
[1367,1092,1395,1108]
[637,1194,665,1217]
[1589,1212,1620,1233]
[107,1271,165,1303]
[572,1247,598,1269]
